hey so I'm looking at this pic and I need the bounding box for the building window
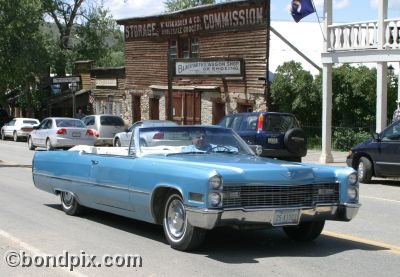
[169,37,199,59]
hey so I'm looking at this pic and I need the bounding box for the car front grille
[223,183,339,209]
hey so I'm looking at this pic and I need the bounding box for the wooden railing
[327,18,400,51]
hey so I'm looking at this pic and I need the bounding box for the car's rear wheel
[60,191,84,216]
[28,136,35,150]
[357,157,372,183]
[115,138,121,147]
[13,131,18,142]
[283,220,325,241]
[162,193,206,251]
[46,138,53,150]
[1,131,5,140]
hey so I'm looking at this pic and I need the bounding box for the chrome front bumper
[186,203,361,230]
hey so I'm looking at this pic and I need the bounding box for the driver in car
[183,130,213,152]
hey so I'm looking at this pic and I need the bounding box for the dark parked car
[346,120,400,183]
[217,112,307,162]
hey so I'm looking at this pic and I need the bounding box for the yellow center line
[323,230,400,255]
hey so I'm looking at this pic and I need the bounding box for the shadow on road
[366,179,400,187]
[0,164,31,168]
[45,203,388,263]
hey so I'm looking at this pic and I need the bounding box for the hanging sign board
[52,76,81,84]
[173,58,244,77]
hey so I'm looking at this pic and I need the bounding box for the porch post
[320,0,333,163]
[376,1,388,132]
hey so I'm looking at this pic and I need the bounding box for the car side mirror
[32,125,39,130]
[249,145,263,156]
[372,133,381,141]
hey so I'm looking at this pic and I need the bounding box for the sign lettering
[121,1,267,40]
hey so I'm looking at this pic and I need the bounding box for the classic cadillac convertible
[32,125,361,251]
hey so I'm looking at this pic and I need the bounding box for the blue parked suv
[217,112,307,162]
[346,119,400,183]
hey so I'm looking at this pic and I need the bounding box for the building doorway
[237,102,253,113]
[132,95,141,122]
[212,102,226,124]
[171,91,201,125]
[149,97,160,120]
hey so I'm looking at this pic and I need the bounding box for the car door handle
[91,160,99,165]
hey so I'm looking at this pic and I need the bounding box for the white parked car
[113,120,177,147]
[28,117,96,150]
[82,114,126,146]
[1,117,40,141]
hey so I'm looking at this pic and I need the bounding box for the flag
[89,92,95,104]
[290,0,316,23]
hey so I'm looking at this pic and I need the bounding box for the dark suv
[346,119,400,183]
[217,112,307,162]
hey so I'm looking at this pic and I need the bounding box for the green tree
[331,64,376,126]
[270,61,320,126]
[74,6,124,67]
[42,0,124,74]
[164,0,215,12]
[0,0,50,114]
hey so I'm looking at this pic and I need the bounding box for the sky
[103,0,400,22]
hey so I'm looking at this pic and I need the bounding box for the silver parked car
[1,117,39,141]
[82,114,126,146]
[113,120,177,147]
[28,117,96,150]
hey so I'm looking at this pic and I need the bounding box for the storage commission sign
[119,0,267,40]
[173,58,244,77]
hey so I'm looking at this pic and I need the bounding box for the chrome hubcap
[167,199,186,238]
[62,192,73,207]
[357,162,364,179]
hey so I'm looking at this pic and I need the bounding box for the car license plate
[272,209,300,226]
[267,137,278,144]
[72,132,81,137]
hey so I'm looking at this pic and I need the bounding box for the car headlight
[347,186,358,201]
[208,192,221,207]
[209,175,223,190]
[348,173,358,185]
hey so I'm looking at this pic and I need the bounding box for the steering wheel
[207,145,232,153]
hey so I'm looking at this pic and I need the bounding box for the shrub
[332,128,371,151]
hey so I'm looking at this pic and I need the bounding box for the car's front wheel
[162,193,206,251]
[60,191,84,216]
[1,131,5,140]
[357,157,372,183]
[283,220,325,241]
[28,136,35,150]
[13,131,18,142]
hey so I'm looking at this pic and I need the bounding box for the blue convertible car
[32,125,360,251]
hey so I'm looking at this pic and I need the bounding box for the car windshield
[135,126,254,156]
[55,119,85,128]
[100,116,125,126]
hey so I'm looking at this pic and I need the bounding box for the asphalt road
[0,139,399,276]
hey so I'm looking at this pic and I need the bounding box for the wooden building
[117,0,269,125]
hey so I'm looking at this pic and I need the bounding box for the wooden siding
[81,73,91,90]
[124,26,266,94]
